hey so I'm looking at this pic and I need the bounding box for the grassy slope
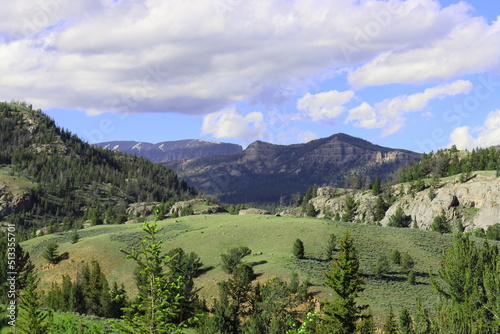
[20,214,493,320]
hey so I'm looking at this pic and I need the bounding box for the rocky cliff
[166,133,421,202]
[308,171,500,231]
[95,139,243,163]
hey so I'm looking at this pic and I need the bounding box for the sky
[1,0,499,152]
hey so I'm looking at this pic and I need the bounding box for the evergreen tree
[43,243,59,264]
[399,307,413,334]
[388,207,411,228]
[371,176,381,195]
[413,296,431,334]
[383,305,398,334]
[325,233,337,260]
[221,246,252,274]
[374,195,389,222]
[293,239,305,259]
[115,221,186,334]
[321,231,367,334]
[70,230,80,244]
[17,272,50,334]
[342,196,358,222]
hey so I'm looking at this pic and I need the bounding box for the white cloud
[296,90,355,121]
[297,130,318,143]
[0,0,497,117]
[201,108,267,142]
[448,110,500,150]
[348,3,500,87]
[345,80,473,135]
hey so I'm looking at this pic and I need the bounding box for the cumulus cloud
[296,90,355,121]
[0,0,498,117]
[345,80,473,135]
[448,110,500,150]
[201,108,267,142]
[348,3,500,87]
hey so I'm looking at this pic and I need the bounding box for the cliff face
[309,171,500,231]
[166,133,421,202]
[95,140,243,163]
[381,172,500,230]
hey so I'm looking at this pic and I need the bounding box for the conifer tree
[293,239,305,259]
[17,272,50,334]
[321,231,367,333]
[115,218,185,334]
[383,305,398,334]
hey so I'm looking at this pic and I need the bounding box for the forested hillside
[0,102,195,238]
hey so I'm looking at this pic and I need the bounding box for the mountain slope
[95,139,242,163]
[0,102,195,234]
[166,133,421,202]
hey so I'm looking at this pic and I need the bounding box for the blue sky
[1,0,499,152]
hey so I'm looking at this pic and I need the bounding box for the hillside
[0,102,195,236]
[166,133,421,203]
[95,139,243,163]
[19,213,472,320]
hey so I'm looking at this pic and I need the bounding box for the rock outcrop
[380,173,500,230]
[0,190,34,216]
[309,172,500,231]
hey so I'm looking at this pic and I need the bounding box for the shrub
[180,206,194,217]
[431,214,450,234]
[486,223,500,241]
[387,207,411,228]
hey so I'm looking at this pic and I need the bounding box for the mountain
[0,102,195,235]
[95,140,242,163]
[165,133,422,202]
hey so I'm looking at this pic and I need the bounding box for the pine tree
[43,243,59,264]
[17,272,50,334]
[325,233,337,260]
[293,239,305,259]
[114,220,185,334]
[383,305,398,334]
[342,196,358,222]
[413,296,431,334]
[399,307,413,334]
[321,231,367,333]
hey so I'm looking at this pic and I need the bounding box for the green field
[19,213,485,321]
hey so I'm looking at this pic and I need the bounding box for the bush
[293,239,305,259]
[180,206,194,217]
[387,207,411,228]
[486,223,500,241]
[431,214,450,234]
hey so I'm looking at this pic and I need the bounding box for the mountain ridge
[95,139,243,163]
[165,133,422,202]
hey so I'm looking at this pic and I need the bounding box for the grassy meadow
[18,213,480,321]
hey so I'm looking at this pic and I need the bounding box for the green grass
[20,214,497,321]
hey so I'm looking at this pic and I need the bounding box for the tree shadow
[197,266,215,276]
[250,260,268,267]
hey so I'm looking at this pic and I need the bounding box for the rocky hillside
[0,102,195,235]
[166,133,421,202]
[305,171,500,232]
[95,140,242,163]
